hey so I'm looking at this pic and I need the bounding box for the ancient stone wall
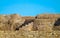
[0,14,60,38]
[33,14,60,32]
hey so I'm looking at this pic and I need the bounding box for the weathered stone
[0,14,25,31]
[36,14,60,19]
[8,14,25,31]
[19,22,33,31]
[33,19,55,32]
[0,14,60,38]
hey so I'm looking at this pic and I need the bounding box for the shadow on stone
[54,18,60,26]
[15,19,34,31]
[53,18,60,30]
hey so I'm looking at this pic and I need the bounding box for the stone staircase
[15,19,34,31]
[19,22,33,31]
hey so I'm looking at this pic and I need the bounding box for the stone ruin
[33,14,60,32]
[0,14,60,32]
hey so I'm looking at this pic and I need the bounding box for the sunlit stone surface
[0,14,60,38]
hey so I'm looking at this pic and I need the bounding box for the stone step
[19,22,33,31]
[36,14,60,19]
[34,19,57,23]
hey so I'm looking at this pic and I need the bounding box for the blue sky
[0,0,60,16]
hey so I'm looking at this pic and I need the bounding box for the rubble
[0,14,60,38]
